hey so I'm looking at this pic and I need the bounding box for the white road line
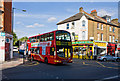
[102,75,119,80]
[95,75,119,81]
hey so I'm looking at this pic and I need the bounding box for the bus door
[49,47,54,62]
[64,47,71,58]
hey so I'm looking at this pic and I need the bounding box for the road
[2,53,120,81]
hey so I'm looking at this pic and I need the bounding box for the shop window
[90,47,92,50]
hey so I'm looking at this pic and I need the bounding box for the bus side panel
[39,47,44,62]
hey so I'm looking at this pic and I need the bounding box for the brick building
[57,7,120,59]
[0,0,13,62]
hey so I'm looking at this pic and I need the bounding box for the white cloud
[16,21,24,25]
[98,9,116,17]
[26,23,45,28]
[48,17,57,22]
[15,13,52,19]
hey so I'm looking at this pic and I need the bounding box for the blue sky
[13,2,118,39]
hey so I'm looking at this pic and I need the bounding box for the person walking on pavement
[28,49,31,61]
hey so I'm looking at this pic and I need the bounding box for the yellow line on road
[96,61,106,67]
[96,61,118,69]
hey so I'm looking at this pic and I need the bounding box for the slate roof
[57,10,118,27]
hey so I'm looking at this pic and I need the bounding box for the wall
[0,32,5,62]
[88,20,118,42]
[3,2,12,34]
[58,15,88,41]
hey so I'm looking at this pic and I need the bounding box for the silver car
[97,55,120,62]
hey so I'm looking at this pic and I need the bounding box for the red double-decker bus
[27,30,73,64]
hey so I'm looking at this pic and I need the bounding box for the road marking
[23,61,39,66]
[96,61,106,67]
[96,61,118,69]
[109,62,120,66]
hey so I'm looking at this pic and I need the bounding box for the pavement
[1,52,25,70]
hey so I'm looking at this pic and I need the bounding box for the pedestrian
[28,49,31,61]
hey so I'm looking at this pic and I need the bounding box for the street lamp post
[12,7,26,63]
[12,7,26,33]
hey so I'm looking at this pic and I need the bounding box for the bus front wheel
[45,58,48,64]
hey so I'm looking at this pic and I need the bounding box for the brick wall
[88,20,118,42]
[3,2,12,34]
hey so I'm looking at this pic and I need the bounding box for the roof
[57,10,119,27]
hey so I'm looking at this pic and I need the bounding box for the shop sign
[72,41,93,44]
[94,42,106,47]
[0,32,5,36]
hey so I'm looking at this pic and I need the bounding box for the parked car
[13,46,18,52]
[18,49,28,55]
[97,55,120,62]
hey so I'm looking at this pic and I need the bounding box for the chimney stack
[90,10,97,16]
[111,19,118,25]
[79,7,83,13]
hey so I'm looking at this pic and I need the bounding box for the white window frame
[66,23,69,29]
[82,31,85,40]
[101,24,103,30]
[97,33,100,41]
[97,23,99,29]
[82,20,86,27]
[109,26,112,31]
[112,36,115,42]
[101,33,103,41]
[109,35,111,42]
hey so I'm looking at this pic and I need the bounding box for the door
[5,43,10,61]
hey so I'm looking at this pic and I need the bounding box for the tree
[12,32,18,46]
[19,36,28,42]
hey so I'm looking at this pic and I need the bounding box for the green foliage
[19,36,28,42]
[12,32,18,46]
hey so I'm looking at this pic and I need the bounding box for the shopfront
[0,32,13,62]
[94,41,107,58]
[117,43,120,57]
[72,41,93,59]
[107,42,116,56]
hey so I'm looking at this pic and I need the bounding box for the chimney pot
[90,10,97,16]
[79,7,83,13]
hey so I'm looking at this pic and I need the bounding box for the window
[82,31,85,40]
[67,23,69,29]
[71,22,75,29]
[113,27,115,33]
[50,47,54,55]
[40,35,45,42]
[82,20,85,27]
[97,33,100,40]
[101,24,103,30]
[109,35,111,42]
[97,23,99,29]
[30,37,36,42]
[113,36,115,42]
[109,26,112,31]
[101,33,103,41]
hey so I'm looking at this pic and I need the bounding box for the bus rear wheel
[45,58,48,64]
